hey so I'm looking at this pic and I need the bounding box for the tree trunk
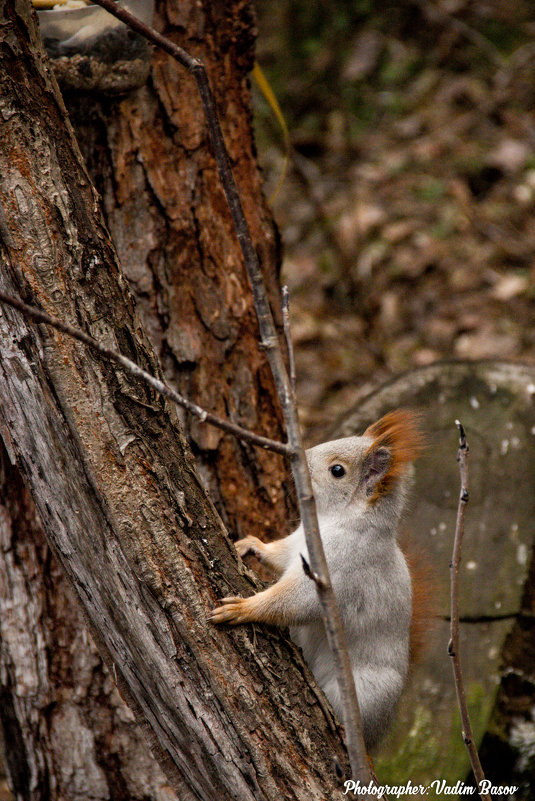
[0,440,178,801]
[478,542,535,798]
[62,0,293,541]
[0,2,348,800]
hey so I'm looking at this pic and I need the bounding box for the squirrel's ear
[360,446,391,495]
[363,409,424,502]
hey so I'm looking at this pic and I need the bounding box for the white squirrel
[210,410,426,749]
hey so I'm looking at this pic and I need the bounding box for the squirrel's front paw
[235,536,262,560]
[209,596,251,625]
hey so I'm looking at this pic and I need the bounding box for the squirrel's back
[290,518,412,748]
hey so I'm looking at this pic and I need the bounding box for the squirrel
[210,409,426,749]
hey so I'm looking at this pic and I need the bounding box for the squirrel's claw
[209,596,250,625]
[235,536,261,559]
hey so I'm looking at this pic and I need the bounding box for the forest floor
[254,0,535,443]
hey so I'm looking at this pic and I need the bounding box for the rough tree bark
[0,2,348,800]
[479,541,535,798]
[63,0,292,539]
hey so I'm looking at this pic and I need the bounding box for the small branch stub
[300,554,327,590]
[455,419,469,455]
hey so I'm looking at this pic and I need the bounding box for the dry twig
[449,420,491,801]
[410,0,505,69]
[0,291,291,457]
[281,285,296,397]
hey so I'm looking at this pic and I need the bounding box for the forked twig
[61,0,372,784]
[449,420,490,801]
[0,291,291,457]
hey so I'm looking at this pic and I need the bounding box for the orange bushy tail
[401,534,438,665]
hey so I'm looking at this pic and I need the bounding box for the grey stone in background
[330,360,535,793]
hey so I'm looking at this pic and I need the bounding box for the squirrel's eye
[330,464,345,478]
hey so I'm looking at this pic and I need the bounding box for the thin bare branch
[281,286,296,398]
[0,291,291,457]
[89,0,371,784]
[449,420,490,801]
[409,0,505,68]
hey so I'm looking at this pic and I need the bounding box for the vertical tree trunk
[0,2,347,800]
[0,441,176,801]
[478,544,535,798]
[64,0,292,540]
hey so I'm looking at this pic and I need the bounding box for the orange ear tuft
[364,409,424,501]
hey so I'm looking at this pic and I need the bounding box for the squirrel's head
[306,410,424,520]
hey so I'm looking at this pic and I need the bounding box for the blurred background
[253,0,535,442]
[251,4,535,793]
